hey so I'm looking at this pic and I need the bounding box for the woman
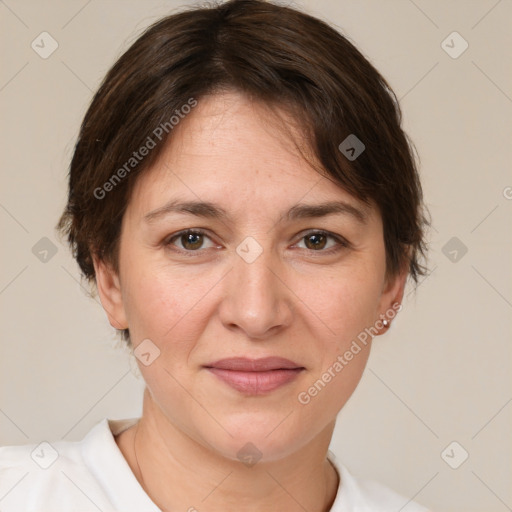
[0,0,430,510]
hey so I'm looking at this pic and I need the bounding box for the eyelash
[164,228,350,257]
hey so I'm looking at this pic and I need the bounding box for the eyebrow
[143,199,368,224]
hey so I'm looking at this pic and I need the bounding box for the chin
[198,413,315,464]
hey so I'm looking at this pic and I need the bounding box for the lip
[206,357,303,372]
[204,357,305,395]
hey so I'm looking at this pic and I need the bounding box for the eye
[164,228,349,256]
[165,229,217,252]
[295,230,349,253]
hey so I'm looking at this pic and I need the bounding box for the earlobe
[92,256,128,330]
[377,267,408,333]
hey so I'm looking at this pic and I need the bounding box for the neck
[120,388,340,512]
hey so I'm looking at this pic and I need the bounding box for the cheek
[296,266,382,347]
[120,259,219,346]
[295,279,375,418]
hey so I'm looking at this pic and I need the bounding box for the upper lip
[204,357,304,372]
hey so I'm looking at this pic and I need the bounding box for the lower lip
[206,368,304,395]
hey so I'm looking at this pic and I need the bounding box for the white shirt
[0,418,430,511]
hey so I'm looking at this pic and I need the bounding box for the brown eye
[166,229,215,252]
[180,232,204,250]
[295,230,349,254]
[304,233,328,250]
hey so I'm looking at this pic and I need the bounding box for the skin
[94,91,407,512]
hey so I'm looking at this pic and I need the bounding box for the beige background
[1,1,511,511]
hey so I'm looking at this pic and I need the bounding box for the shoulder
[328,453,431,512]
[0,419,115,511]
[352,474,431,512]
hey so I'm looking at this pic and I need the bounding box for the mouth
[204,357,305,395]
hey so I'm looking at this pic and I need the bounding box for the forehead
[127,91,375,222]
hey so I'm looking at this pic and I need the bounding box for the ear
[92,256,128,330]
[376,264,408,333]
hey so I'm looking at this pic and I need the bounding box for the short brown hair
[57,0,428,342]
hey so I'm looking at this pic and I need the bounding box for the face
[95,91,405,462]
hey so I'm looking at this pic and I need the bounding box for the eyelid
[292,229,351,252]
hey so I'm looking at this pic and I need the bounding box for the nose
[218,240,294,340]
